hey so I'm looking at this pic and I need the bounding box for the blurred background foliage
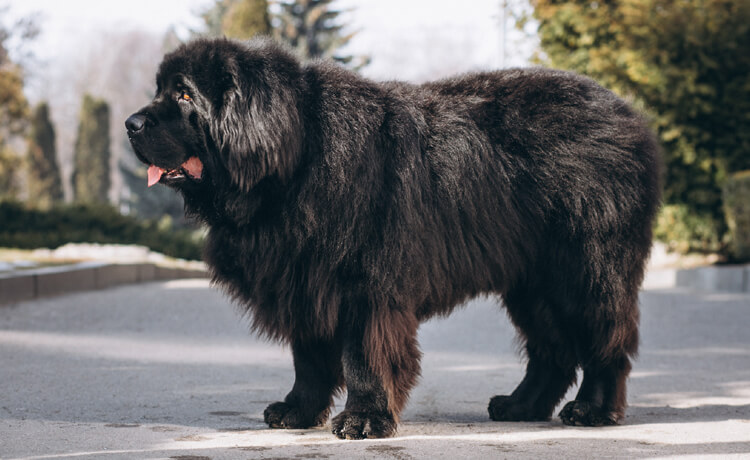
[274,0,370,69]
[0,201,203,260]
[0,0,749,261]
[72,94,111,205]
[201,0,271,39]
[26,102,63,208]
[528,0,750,256]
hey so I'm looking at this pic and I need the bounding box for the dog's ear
[208,50,303,192]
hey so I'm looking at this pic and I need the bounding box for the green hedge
[654,204,725,255]
[723,171,750,262]
[0,201,203,260]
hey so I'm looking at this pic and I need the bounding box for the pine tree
[72,94,111,204]
[26,102,63,207]
[201,0,271,39]
[275,0,369,68]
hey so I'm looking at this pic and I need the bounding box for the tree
[26,102,63,207]
[0,67,25,200]
[0,145,19,200]
[201,0,271,39]
[529,0,750,252]
[0,61,26,139]
[72,94,111,204]
[0,6,38,200]
[275,0,369,68]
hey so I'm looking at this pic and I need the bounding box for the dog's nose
[125,114,147,133]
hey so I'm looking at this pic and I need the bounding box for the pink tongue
[146,157,202,188]
[147,165,165,187]
[182,157,203,179]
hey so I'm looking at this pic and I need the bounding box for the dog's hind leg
[559,354,632,426]
[489,287,577,422]
[557,233,644,426]
[264,338,343,429]
[559,286,640,426]
[331,309,421,439]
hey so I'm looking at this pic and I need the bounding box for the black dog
[126,38,661,439]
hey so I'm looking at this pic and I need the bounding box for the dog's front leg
[331,330,396,439]
[264,338,343,428]
[331,311,421,440]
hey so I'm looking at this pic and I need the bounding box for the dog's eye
[179,91,192,102]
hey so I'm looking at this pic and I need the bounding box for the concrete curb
[2,259,747,306]
[0,262,207,306]
[643,263,750,292]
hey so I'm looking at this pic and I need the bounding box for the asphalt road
[1,279,749,459]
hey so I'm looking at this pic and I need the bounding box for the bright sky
[8,0,533,82]
[9,0,209,34]
[8,0,210,57]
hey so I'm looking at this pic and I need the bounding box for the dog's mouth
[147,157,203,187]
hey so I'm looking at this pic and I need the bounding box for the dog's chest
[205,225,340,339]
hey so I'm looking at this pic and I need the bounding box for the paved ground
[0,279,748,459]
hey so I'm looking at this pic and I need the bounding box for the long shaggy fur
[127,37,661,438]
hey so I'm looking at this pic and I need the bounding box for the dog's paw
[331,410,396,439]
[488,395,550,422]
[559,400,620,426]
[263,401,328,429]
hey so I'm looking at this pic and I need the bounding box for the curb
[0,262,208,306]
[2,260,747,306]
[643,264,750,293]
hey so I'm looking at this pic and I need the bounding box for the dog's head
[126,38,304,194]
